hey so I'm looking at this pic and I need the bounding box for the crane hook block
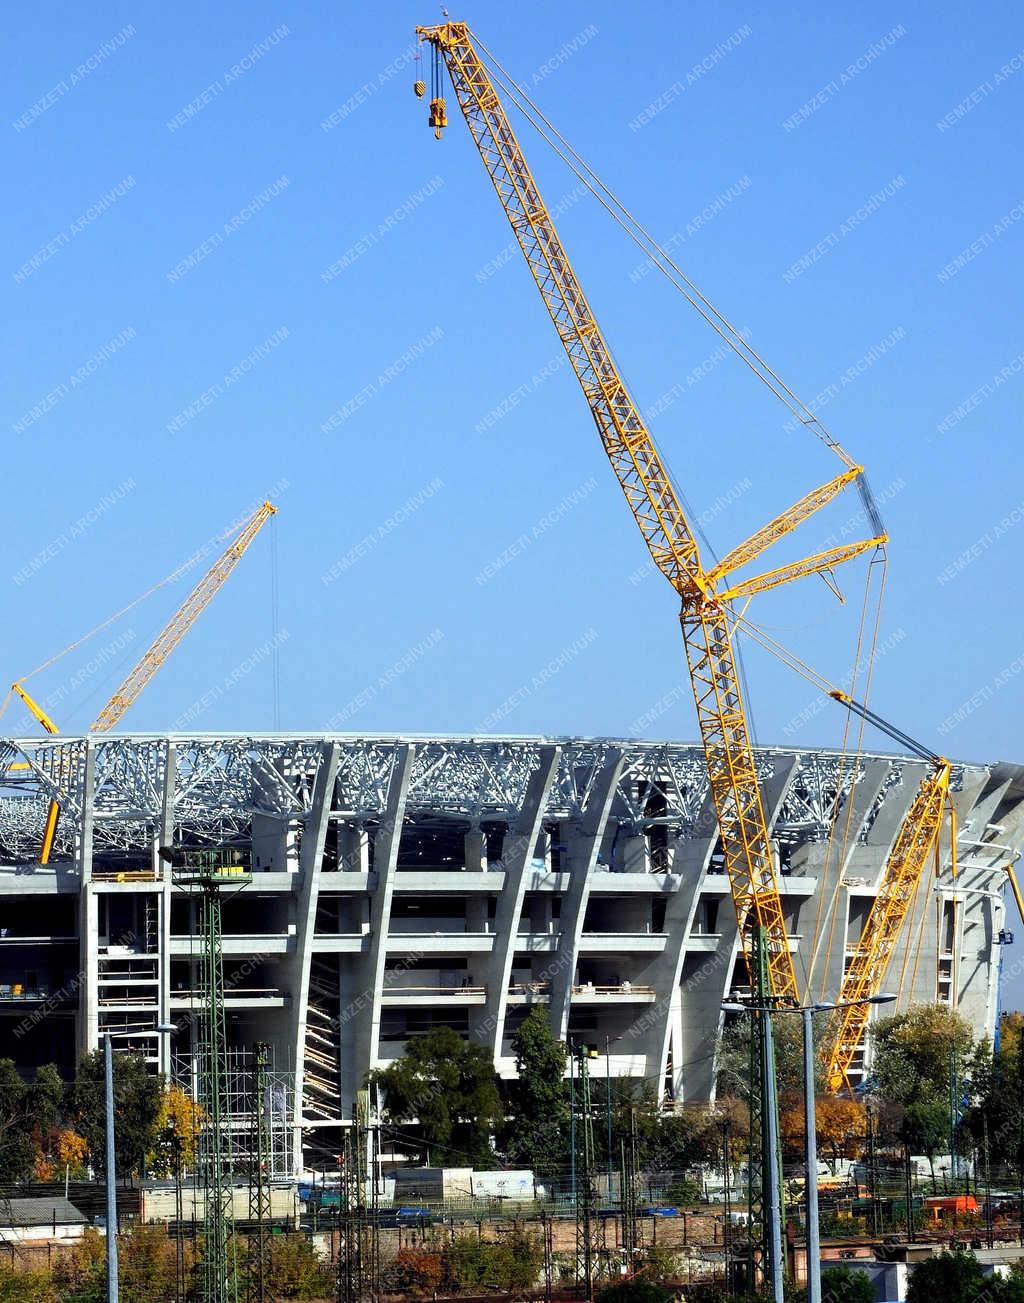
[428,96,447,138]
[413,79,426,98]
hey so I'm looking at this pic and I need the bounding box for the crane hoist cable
[415,21,887,1002]
[8,500,277,863]
[468,29,885,540]
[808,554,889,1001]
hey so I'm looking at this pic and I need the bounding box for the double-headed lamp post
[722,992,896,1303]
[105,1024,176,1303]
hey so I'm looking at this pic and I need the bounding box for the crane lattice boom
[416,22,886,999]
[11,499,277,863]
[91,500,277,732]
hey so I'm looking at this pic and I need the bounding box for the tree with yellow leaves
[148,1083,204,1175]
[780,1094,865,1170]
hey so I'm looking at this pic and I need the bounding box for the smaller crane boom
[10,500,277,862]
[91,500,277,732]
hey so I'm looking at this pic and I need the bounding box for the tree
[820,1264,877,1303]
[149,1083,203,1175]
[0,1059,36,1181]
[870,1004,980,1180]
[906,1248,1024,1303]
[870,1004,977,1109]
[504,1005,569,1177]
[71,1049,163,1177]
[780,1096,865,1169]
[716,1010,829,1100]
[369,1025,503,1168]
[962,1011,1024,1166]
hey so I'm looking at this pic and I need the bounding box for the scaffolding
[170,1047,293,1181]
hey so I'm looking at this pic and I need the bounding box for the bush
[391,1247,444,1295]
[906,1249,1024,1303]
[595,1278,673,1303]
[442,1227,543,1292]
[821,1264,876,1303]
[261,1233,332,1299]
[0,1268,59,1303]
[665,1178,702,1206]
[639,1243,684,1284]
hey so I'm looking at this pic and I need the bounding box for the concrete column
[477,745,560,1057]
[346,745,415,1105]
[550,748,626,1039]
[651,754,801,1100]
[289,742,342,1172]
[338,823,369,873]
[77,741,97,1059]
[464,828,486,871]
[158,741,175,1077]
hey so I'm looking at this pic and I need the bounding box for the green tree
[27,1064,66,1132]
[870,1004,980,1181]
[870,1004,977,1108]
[717,1010,828,1099]
[370,1025,502,1168]
[504,1005,569,1177]
[962,1011,1024,1166]
[907,1248,1024,1303]
[820,1263,877,1303]
[0,1059,36,1181]
[71,1049,163,1177]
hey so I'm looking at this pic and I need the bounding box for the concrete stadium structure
[1,731,1022,1172]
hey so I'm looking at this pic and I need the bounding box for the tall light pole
[105,1024,176,1303]
[723,992,895,1303]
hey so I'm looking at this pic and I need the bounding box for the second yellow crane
[11,500,277,862]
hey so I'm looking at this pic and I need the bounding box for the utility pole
[247,1043,273,1303]
[176,854,251,1303]
[605,1036,613,1205]
[620,1110,639,1266]
[573,1046,600,1299]
[721,1119,733,1293]
[866,1102,880,1238]
[742,925,784,1302]
[1018,1028,1024,1247]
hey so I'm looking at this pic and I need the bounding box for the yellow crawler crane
[821,691,954,1089]
[11,500,277,862]
[415,22,886,999]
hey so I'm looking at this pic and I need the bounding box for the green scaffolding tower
[745,924,785,1296]
[573,1046,601,1299]
[175,855,252,1303]
[247,1042,273,1303]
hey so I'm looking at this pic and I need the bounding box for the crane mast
[416,22,885,1000]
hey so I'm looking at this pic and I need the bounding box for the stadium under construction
[0,730,1021,1173]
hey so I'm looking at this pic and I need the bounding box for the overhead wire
[12,516,252,687]
[271,514,282,730]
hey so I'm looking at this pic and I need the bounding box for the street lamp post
[105,1024,176,1303]
[723,992,896,1303]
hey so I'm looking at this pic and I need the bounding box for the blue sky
[3,4,1023,981]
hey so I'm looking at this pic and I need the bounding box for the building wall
[0,733,1021,1173]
